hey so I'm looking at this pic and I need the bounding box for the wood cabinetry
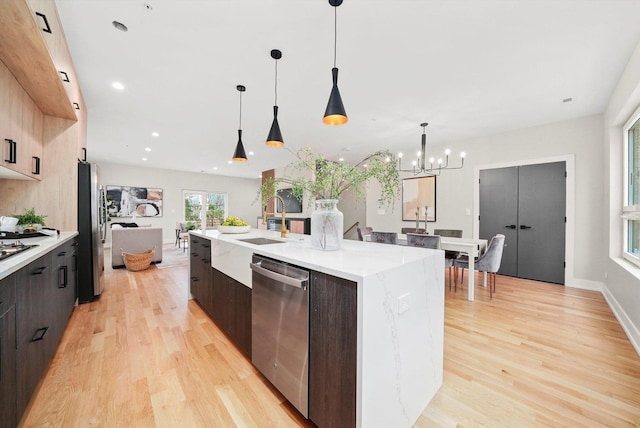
[189,236,213,316]
[9,239,79,421]
[0,62,44,180]
[0,273,17,428]
[309,271,357,428]
[0,0,86,231]
[189,235,252,356]
[212,268,251,356]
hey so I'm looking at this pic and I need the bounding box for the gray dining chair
[369,231,398,245]
[433,228,463,260]
[406,233,455,288]
[454,234,505,298]
[401,227,426,235]
[356,226,373,241]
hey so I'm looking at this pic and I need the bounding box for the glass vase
[310,199,343,251]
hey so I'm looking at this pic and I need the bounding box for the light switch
[465,208,471,216]
[377,209,386,215]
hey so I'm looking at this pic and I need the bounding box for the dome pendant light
[266,49,284,147]
[323,0,348,126]
[232,85,248,162]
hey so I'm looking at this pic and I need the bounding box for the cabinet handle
[32,156,41,175]
[59,266,68,288]
[35,12,52,33]
[81,148,87,162]
[202,258,210,263]
[32,266,48,275]
[192,277,199,282]
[59,71,70,82]
[4,139,16,164]
[58,251,67,257]
[73,102,80,110]
[31,327,49,342]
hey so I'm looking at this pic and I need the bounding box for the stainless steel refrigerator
[77,162,105,303]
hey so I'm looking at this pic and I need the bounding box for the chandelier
[397,122,465,176]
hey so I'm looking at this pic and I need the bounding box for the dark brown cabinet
[309,271,357,428]
[189,236,213,316]
[212,268,251,356]
[16,252,56,416]
[0,273,17,428]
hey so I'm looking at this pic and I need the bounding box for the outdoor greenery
[260,147,401,207]
[12,208,46,226]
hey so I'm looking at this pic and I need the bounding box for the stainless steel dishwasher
[250,254,310,418]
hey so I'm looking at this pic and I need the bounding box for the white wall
[366,114,605,287]
[99,162,261,245]
[603,38,640,354]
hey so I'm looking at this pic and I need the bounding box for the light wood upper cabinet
[0,60,43,180]
[26,0,83,119]
[0,0,76,120]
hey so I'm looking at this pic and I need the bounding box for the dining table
[396,235,488,301]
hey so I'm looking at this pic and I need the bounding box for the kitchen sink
[238,237,285,245]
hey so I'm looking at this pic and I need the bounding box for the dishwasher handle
[250,260,308,289]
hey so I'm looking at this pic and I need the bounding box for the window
[183,190,227,229]
[623,109,640,266]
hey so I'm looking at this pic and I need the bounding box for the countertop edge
[0,232,79,281]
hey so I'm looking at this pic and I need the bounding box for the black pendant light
[232,85,248,162]
[266,49,284,147]
[323,0,347,126]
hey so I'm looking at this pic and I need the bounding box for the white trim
[602,284,640,357]
[473,154,575,285]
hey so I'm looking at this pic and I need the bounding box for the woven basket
[121,246,155,272]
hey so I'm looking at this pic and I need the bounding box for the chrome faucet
[262,195,288,238]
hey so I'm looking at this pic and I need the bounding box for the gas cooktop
[0,242,38,262]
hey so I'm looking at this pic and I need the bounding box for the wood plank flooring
[20,249,640,427]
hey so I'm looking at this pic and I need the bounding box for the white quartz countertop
[191,228,438,283]
[0,232,78,280]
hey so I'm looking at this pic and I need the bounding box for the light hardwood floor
[21,249,640,427]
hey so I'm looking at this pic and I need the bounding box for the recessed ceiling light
[213,167,218,170]
[227,160,232,164]
[151,132,159,137]
[112,21,128,32]
[338,157,344,162]
[112,81,124,90]
[248,151,254,156]
[145,147,151,152]
[142,157,147,161]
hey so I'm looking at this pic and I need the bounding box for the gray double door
[479,161,566,284]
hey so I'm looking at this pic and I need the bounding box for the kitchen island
[190,228,444,428]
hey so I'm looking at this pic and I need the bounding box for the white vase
[311,199,343,251]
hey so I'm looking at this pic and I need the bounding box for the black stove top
[0,242,38,262]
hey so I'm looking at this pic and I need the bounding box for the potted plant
[13,208,47,233]
[261,147,400,250]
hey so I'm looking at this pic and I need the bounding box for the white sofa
[111,226,163,268]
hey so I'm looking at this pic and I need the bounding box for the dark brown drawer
[0,274,17,316]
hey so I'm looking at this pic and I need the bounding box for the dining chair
[356,226,373,241]
[406,233,456,289]
[369,231,398,245]
[401,227,426,235]
[454,234,505,298]
[433,228,463,272]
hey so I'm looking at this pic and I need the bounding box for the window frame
[182,190,228,229]
[622,106,640,266]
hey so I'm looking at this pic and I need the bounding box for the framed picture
[106,185,163,217]
[402,176,436,222]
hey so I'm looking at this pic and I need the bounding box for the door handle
[31,327,49,342]
[505,225,516,229]
[520,225,532,229]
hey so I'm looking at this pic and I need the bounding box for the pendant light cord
[333,6,338,68]
[239,91,242,129]
[274,58,278,106]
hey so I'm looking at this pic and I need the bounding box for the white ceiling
[55,0,640,179]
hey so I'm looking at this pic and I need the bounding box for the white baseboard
[565,277,604,291]
[602,285,640,357]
